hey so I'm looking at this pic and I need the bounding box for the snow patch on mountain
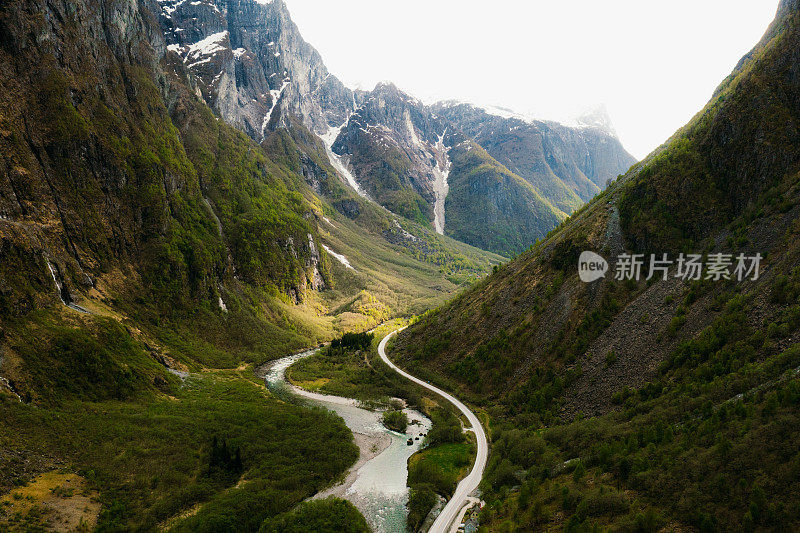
[437,100,620,138]
[393,219,418,242]
[261,77,290,135]
[186,30,228,60]
[438,100,533,123]
[321,113,369,199]
[157,0,187,17]
[569,105,619,136]
[186,57,212,69]
[165,30,229,70]
[322,244,356,271]
[432,130,451,235]
[481,105,533,122]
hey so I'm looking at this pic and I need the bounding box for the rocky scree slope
[156,0,353,140]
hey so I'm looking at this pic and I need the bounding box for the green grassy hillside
[444,141,567,256]
[0,0,501,530]
[337,125,434,225]
[0,363,358,532]
[392,3,800,530]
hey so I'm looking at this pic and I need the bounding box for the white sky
[282,0,781,160]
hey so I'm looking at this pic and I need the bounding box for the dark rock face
[0,0,182,307]
[333,199,360,219]
[432,102,637,214]
[780,0,799,14]
[154,0,354,139]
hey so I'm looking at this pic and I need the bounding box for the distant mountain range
[433,102,635,214]
[155,0,636,254]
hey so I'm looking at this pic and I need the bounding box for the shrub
[260,498,369,533]
[330,332,374,352]
[382,410,408,433]
[206,436,244,481]
[407,484,437,531]
[572,461,586,482]
[425,408,465,445]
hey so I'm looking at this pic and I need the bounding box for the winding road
[378,330,488,533]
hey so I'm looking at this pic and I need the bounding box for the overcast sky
[282,0,780,159]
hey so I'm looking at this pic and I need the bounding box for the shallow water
[264,349,431,533]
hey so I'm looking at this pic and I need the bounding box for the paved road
[378,330,488,533]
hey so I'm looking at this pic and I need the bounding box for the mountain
[443,138,565,255]
[331,83,568,254]
[0,0,504,529]
[0,0,502,356]
[156,0,353,139]
[432,101,637,214]
[393,1,800,530]
[152,0,635,254]
[331,82,449,225]
[0,0,464,349]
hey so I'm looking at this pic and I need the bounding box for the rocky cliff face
[331,83,450,225]
[154,0,354,140]
[153,1,452,227]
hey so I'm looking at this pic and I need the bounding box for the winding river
[263,348,431,533]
